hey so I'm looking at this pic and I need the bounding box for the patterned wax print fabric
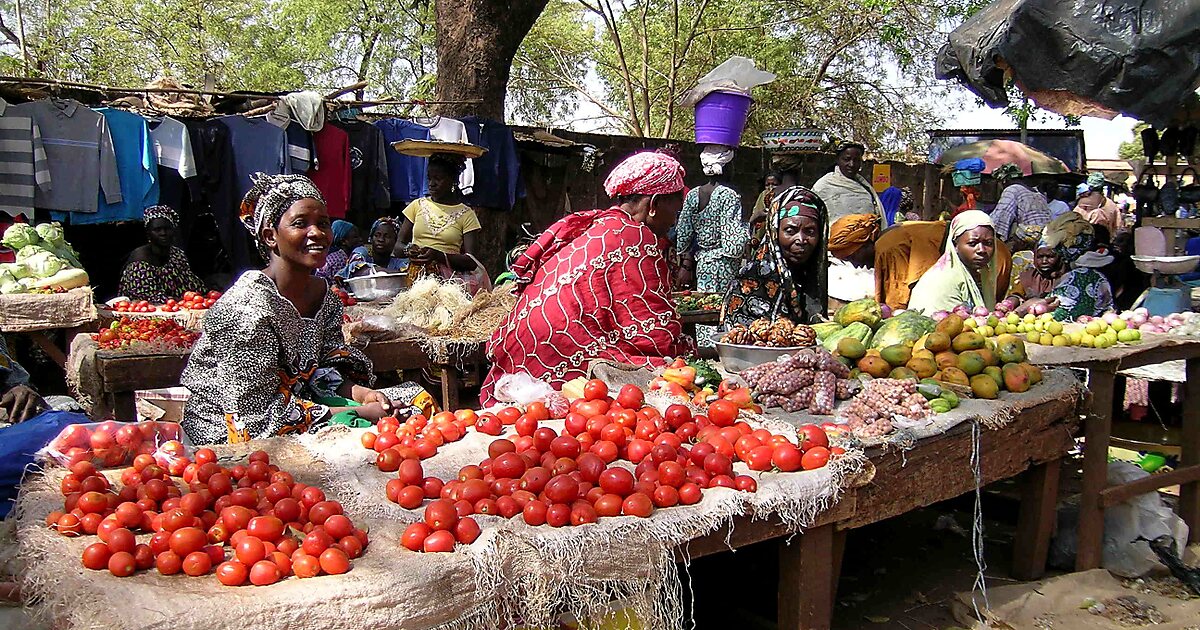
[316,248,349,279]
[117,246,206,304]
[1009,249,1034,295]
[1049,268,1113,320]
[722,186,829,326]
[181,271,374,444]
[481,208,690,406]
[990,183,1051,249]
[675,185,748,294]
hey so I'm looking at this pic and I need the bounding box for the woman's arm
[442,231,480,272]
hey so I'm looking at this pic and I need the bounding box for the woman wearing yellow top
[399,154,490,292]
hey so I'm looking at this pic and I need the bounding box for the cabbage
[21,250,64,277]
[44,242,81,268]
[2,223,39,250]
[34,222,81,267]
[34,222,63,244]
[0,281,22,294]
[0,262,29,279]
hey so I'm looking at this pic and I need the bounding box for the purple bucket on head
[694,90,752,146]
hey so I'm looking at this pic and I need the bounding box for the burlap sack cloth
[0,287,96,332]
[15,411,866,629]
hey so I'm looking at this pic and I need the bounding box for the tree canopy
[0,0,986,156]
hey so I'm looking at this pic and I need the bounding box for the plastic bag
[37,420,190,472]
[1049,461,1190,577]
[492,373,556,406]
[678,56,777,107]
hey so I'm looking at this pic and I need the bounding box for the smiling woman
[180,173,434,445]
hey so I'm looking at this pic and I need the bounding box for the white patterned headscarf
[239,172,325,257]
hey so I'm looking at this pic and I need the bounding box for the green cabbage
[0,262,29,279]
[34,222,81,267]
[0,281,22,294]
[2,223,39,250]
[21,250,64,277]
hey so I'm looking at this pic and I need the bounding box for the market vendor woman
[180,173,434,444]
[481,152,692,404]
[117,205,207,304]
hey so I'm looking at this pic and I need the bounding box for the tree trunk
[433,0,549,120]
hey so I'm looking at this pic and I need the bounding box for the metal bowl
[1131,255,1200,275]
[345,273,408,301]
[715,341,808,373]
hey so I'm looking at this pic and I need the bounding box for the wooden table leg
[25,330,67,369]
[113,391,136,422]
[1181,359,1200,543]
[1077,365,1116,571]
[1012,458,1061,580]
[439,365,460,411]
[779,523,835,630]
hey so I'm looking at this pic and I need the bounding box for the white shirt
[417,116,475,195]
[148,115,198,179]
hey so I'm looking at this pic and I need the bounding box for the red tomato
[133,544,156,570]
[664,404,692,429]
[319,547,351,574]
[522,500,548,526]
[235,536,267,565]
[323,514,354,540]
[182,551,212,576]
[615,384,645,410]
[247,515,284,542]
[155,550,182,575]
[107,527,136,554]
[169,527,207,557]
[702,453,733,478]
[801,446,831,470]
[746,445,775,472]
[249,559,282,585]
[621,493,655,517]
[598,468,635,497]
[424,499,458,531]
[401,522,432,551]
[678,482,703,505]
[734,475,758,492]
[293,553,321,578]
[108,551,137,577]
[475,414,502,435]
[302,529,333,556]
[307,501,342,526]
[216,560,248,586]
[454,516,481,544]
[707,399,739,428]
[81,542,112,570]
[797,425,830,451]
[772,443,803,472]
[76,491,109,515]
[582,379,609,401]
[652,485,680,508]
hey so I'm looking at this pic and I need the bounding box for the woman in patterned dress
[481,152,693,405]
[722,186,830,326]
[180,173,434,445]
[117,205,207,303]
[675,144,749,294]
[1030,213,1114,321]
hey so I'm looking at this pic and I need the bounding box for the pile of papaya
[828,313,1044,401]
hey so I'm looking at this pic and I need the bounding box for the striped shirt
[8,98,122,213]
[0,98,52,218]
[991,183,1051,242]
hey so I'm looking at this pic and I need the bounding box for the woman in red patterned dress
[482,152,693,405]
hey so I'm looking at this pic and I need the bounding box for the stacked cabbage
[0,222,88,294]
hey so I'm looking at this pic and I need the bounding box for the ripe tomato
[319,547,351,574]
[133,544,156,570]
[593,493,623,517]
[401,522,432,551]
[323,514,354,540]
[302,529,333,556]
[307,501,342,526]
[664,404,692,429]
[421,529,455,552]
[745,445,775,472]
[801,446,831,470]
[772,443,803,472]
[522,500,548,526]
[797,425,829,451]
[376,448,402,472]
[215,560,248,586]
[292,553,321,578]
[247,515,284,542]
[454,516,481,544]
[545,503,571,527]
[598,468,635,497]
[108,551,137,577]
[155,550,182,575]
[678,482,703,505]
[734,475,758,492]
[169,527,207,557]
[76,491,109,515]
[582,379,609,401]
[621,493,654,517]
[615,384,645,410]
[81,542,112,570]
[475,414,502,435]
[397,459,424,486]
[702,453,733,478]
[235,536,267,565]
[652,485,680,508]
[107,527,136,554]
[249,559,282,585]
[707,400,739,428]
[181,551,212,576]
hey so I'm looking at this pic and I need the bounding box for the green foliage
[1118,122,1150,160]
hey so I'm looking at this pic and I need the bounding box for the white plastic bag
[492,372,556,406]
[678,56,777,107]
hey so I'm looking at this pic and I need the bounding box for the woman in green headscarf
[907,210,1005,314]
[1038,213,1114,320]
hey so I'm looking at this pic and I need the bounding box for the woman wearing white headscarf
[675,144,749,297]
[908,210,1006,314]
[811,141,885,225]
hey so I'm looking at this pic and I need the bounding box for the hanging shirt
[285,124,315,173]
[308,125,351,219]
[461,116,523,210]
[416,116,474,195]
[148,115,198,179]
[217,115,290,197]
[332,120,391,227]
[9,98,121,213]
[53,107,158,225]
[375,118,430,208]
[184,118,252,272]
[0,97,52,218]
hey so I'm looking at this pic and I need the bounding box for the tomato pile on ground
[48,444,367,585]
[92,317,199,350]
[364,381,841,552]
[111,290,222,313]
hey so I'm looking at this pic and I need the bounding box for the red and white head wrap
[603,151,686,198]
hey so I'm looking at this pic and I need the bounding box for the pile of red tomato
[49,444,366,585]
[369,380,839,551]
[163,290,222,312]
[92,317,199,351]
[48,421,186,470]
[110,300,156,314]
[332,286,357,307]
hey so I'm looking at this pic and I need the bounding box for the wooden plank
[1099,464,1200,508]
[1076,366,1116,571]
[840,394,1079,530]
[1012,459,1061,580]
[97,353,188,391]
[778,528,805,630]
[1180,358,1200,543]
[25,330,67,369]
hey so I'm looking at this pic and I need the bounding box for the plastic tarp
[936,0,1200,126]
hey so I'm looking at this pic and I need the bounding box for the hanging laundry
[147,115,198,221]
[415,116,475,195]
[184,118,252,271]
[331,119,391,227]
[281,92,326,132]
[51,108,158,225]
[217,115,290,197]
[0,97,51,218]
[375,118,431,208]
[285,124,315,173]
[9,98,121,213]
[308,124,351,219]
[461,116,523,210]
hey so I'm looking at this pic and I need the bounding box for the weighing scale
[1130,255,1200,315]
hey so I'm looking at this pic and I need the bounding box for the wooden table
[1027,337,1200,571]
[680,390,1081,629]
[90,338,485,420]
[679,310,720,338]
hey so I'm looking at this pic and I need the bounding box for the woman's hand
[0,385,45,423]
[355,387,393,412]
[1013,297,1060,316]
[353,402,391,422]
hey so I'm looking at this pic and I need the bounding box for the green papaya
[821,322,873,353]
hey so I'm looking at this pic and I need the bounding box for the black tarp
[936,0,1200,126]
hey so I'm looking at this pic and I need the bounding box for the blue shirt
[462,116,524,210]
[374,119,430,207]
[218,116,289,197]
[52,108,158,224]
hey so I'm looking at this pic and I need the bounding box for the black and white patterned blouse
[180,271,374,444]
